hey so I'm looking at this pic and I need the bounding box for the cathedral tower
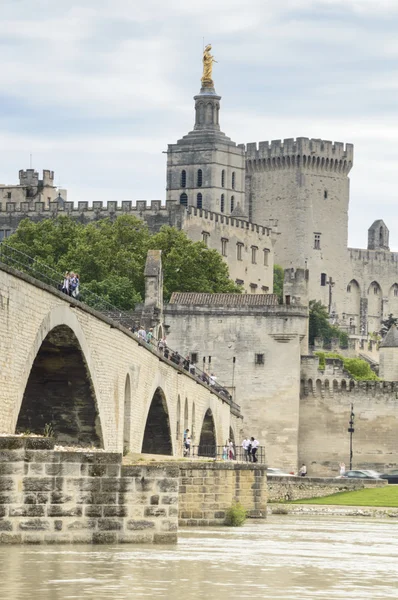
[166,47,246,216]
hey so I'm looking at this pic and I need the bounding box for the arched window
[220,194,225,213]
[230,196,235,212]
[221,170,225,188]
[197,193,202,209]
[181,170,186,188]
[232,172,235,189]
[180,193,188,207]
[197,169,203,188]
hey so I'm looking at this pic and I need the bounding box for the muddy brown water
[1,516,397,599]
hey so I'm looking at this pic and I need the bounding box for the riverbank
[268,504,398,518]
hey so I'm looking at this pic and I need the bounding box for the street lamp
[348,403,355,470]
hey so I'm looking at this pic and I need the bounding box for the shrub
[224,501,247,526]
[315,352,379,381]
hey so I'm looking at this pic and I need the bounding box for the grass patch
[290,487,398,507]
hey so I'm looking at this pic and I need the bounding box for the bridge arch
[141,386,173,455]
[16,305,103,447]
[198,408,217,457]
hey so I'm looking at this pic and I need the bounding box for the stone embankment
[268,475,386,502]
[268,505,398,519]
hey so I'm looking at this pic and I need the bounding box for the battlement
[301,374,398,400]
[245,137,353,173]
[0,199,169,214]
[349,248,398,264]
[186,205,274,237]
[18,169,55,187]
[19,169,39,187]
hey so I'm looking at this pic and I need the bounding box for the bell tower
[166,47,246,217]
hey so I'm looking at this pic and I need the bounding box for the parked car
[380,469,398,484]
[267,468,295,477]
[341,469,381,479]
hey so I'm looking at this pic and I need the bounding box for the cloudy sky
[1,0,398,249]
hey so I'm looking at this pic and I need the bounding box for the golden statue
[201,44,217,86]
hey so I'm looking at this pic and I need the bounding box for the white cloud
[1,0,398,252]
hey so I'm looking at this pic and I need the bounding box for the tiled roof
[169,293,279,306]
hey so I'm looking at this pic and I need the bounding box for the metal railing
[0,242,238,409]
[190,445,266,464]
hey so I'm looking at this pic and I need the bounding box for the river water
[1,516,398,600]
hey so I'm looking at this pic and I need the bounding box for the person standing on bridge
[250,437,259,463]
[137,326,146,341]
[242,437,250,462]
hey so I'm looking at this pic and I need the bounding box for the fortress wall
[180,207,276,293]
[165,303,308,471]
[299,377,398,475]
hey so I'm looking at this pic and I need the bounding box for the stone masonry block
[0,450,24,463]
[144,507,166,517]
[23,478,54,492]
[127,520,155,531]
[19,519,50,531]
[66,519,96,530]
[45,464,80,477]
[103,506,128,517]
[97,519,122,531]
[0,533,22,544]
[118,532,153,544]
[0,478,16,492]
[156,479,178,493]
[9,506,45,517]
[0,520,13,531]
[92,532,117,544]
[84,506,102,518]
[47,506,83,517]
[160,520,178,532]
[65,479,101,493]
[0,463,24,475]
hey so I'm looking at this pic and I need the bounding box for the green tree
[5,215,241,308]
[273,265,284,304]
[380,313,398,338]
[309,300,347,348]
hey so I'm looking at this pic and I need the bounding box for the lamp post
[348,403,355,470]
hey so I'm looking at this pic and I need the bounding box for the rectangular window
[6,192,11,199]
[236,279,244,286]
[202,231,210,246]
[251,246,258,264]
[321,273,327,286]
[314,233,321,250]
[237,243,243,261]
[255,354,264,365]
[250,283,258,293]
[190,353,198,364]
[261,286,269,293]
[263,249,269,266]
[221,238,228,257]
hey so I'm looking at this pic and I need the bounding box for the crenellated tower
[245,137,354,310]
[166,48,246,217]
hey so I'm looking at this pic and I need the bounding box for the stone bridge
[0,263,241,454]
